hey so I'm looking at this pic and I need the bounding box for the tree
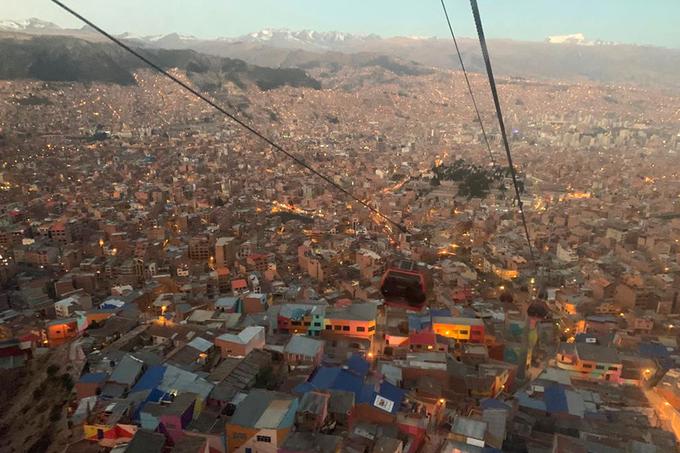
[60,373,74,391]
[254,367,277,390]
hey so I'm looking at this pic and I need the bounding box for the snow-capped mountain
[238,28,381,50]
[547,33,588,45]
[546,33,616,46]
[0,18,61,32]
[113,28,384,51]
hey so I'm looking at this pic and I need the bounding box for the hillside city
[1,11,680,453]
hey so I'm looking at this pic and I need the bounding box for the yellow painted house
[432,316,485,343]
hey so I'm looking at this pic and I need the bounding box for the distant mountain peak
[240,28,376,50]
[0,18,61,32]
[547,33,588,45]
[546,33,619,46]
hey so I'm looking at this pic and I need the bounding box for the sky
[4,0,680,48]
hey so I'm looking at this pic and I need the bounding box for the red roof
[215,267,230,277]
[0,344,24,357]
[231,279,248,290]
[248,253,268,261]
[408,330,436,346]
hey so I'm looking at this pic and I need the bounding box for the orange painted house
[46,317,80,347]
[556,342,623,383]
[324,303,377,338]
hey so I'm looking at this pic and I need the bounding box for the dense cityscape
[1,6,680,453]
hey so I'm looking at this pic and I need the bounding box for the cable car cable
[440,0,496,168]
[469,0,535,262]
[51,0,408,234]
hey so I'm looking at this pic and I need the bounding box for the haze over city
[0,1,679,453]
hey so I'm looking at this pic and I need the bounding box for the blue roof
[309,367,341,389]
[586,315,618,323]
[215,297,240,309]
[346,353,370,377]
[129,366,172,421]
[639,342,670,358]
[358,384,375,404]
[379,381,406,406]
[79,372,108,384]
[516,392,546,412]
[131,365,166,393]
[430,309,451,317]
[544,385,568,413]
[332,369,363,395]
[408,313,432,332]
[296,365,405,414]
[292,382,314,395]
[290,308,307,321]
[357,382,405,414]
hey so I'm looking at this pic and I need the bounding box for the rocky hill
[0,35,321,90]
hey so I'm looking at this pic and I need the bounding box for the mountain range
[0,35,321,90]
[1,18,680,89]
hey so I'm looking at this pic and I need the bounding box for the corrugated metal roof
[187,336,213,352]
[284,335,323,357]
[451,415,487,440]
[109,354,144,385]
[229,389,295,429]
[482,408,507,443]
[565,389,585,417]
[516,392,546,412]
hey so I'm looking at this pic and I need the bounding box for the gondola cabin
[380,260,430,311]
